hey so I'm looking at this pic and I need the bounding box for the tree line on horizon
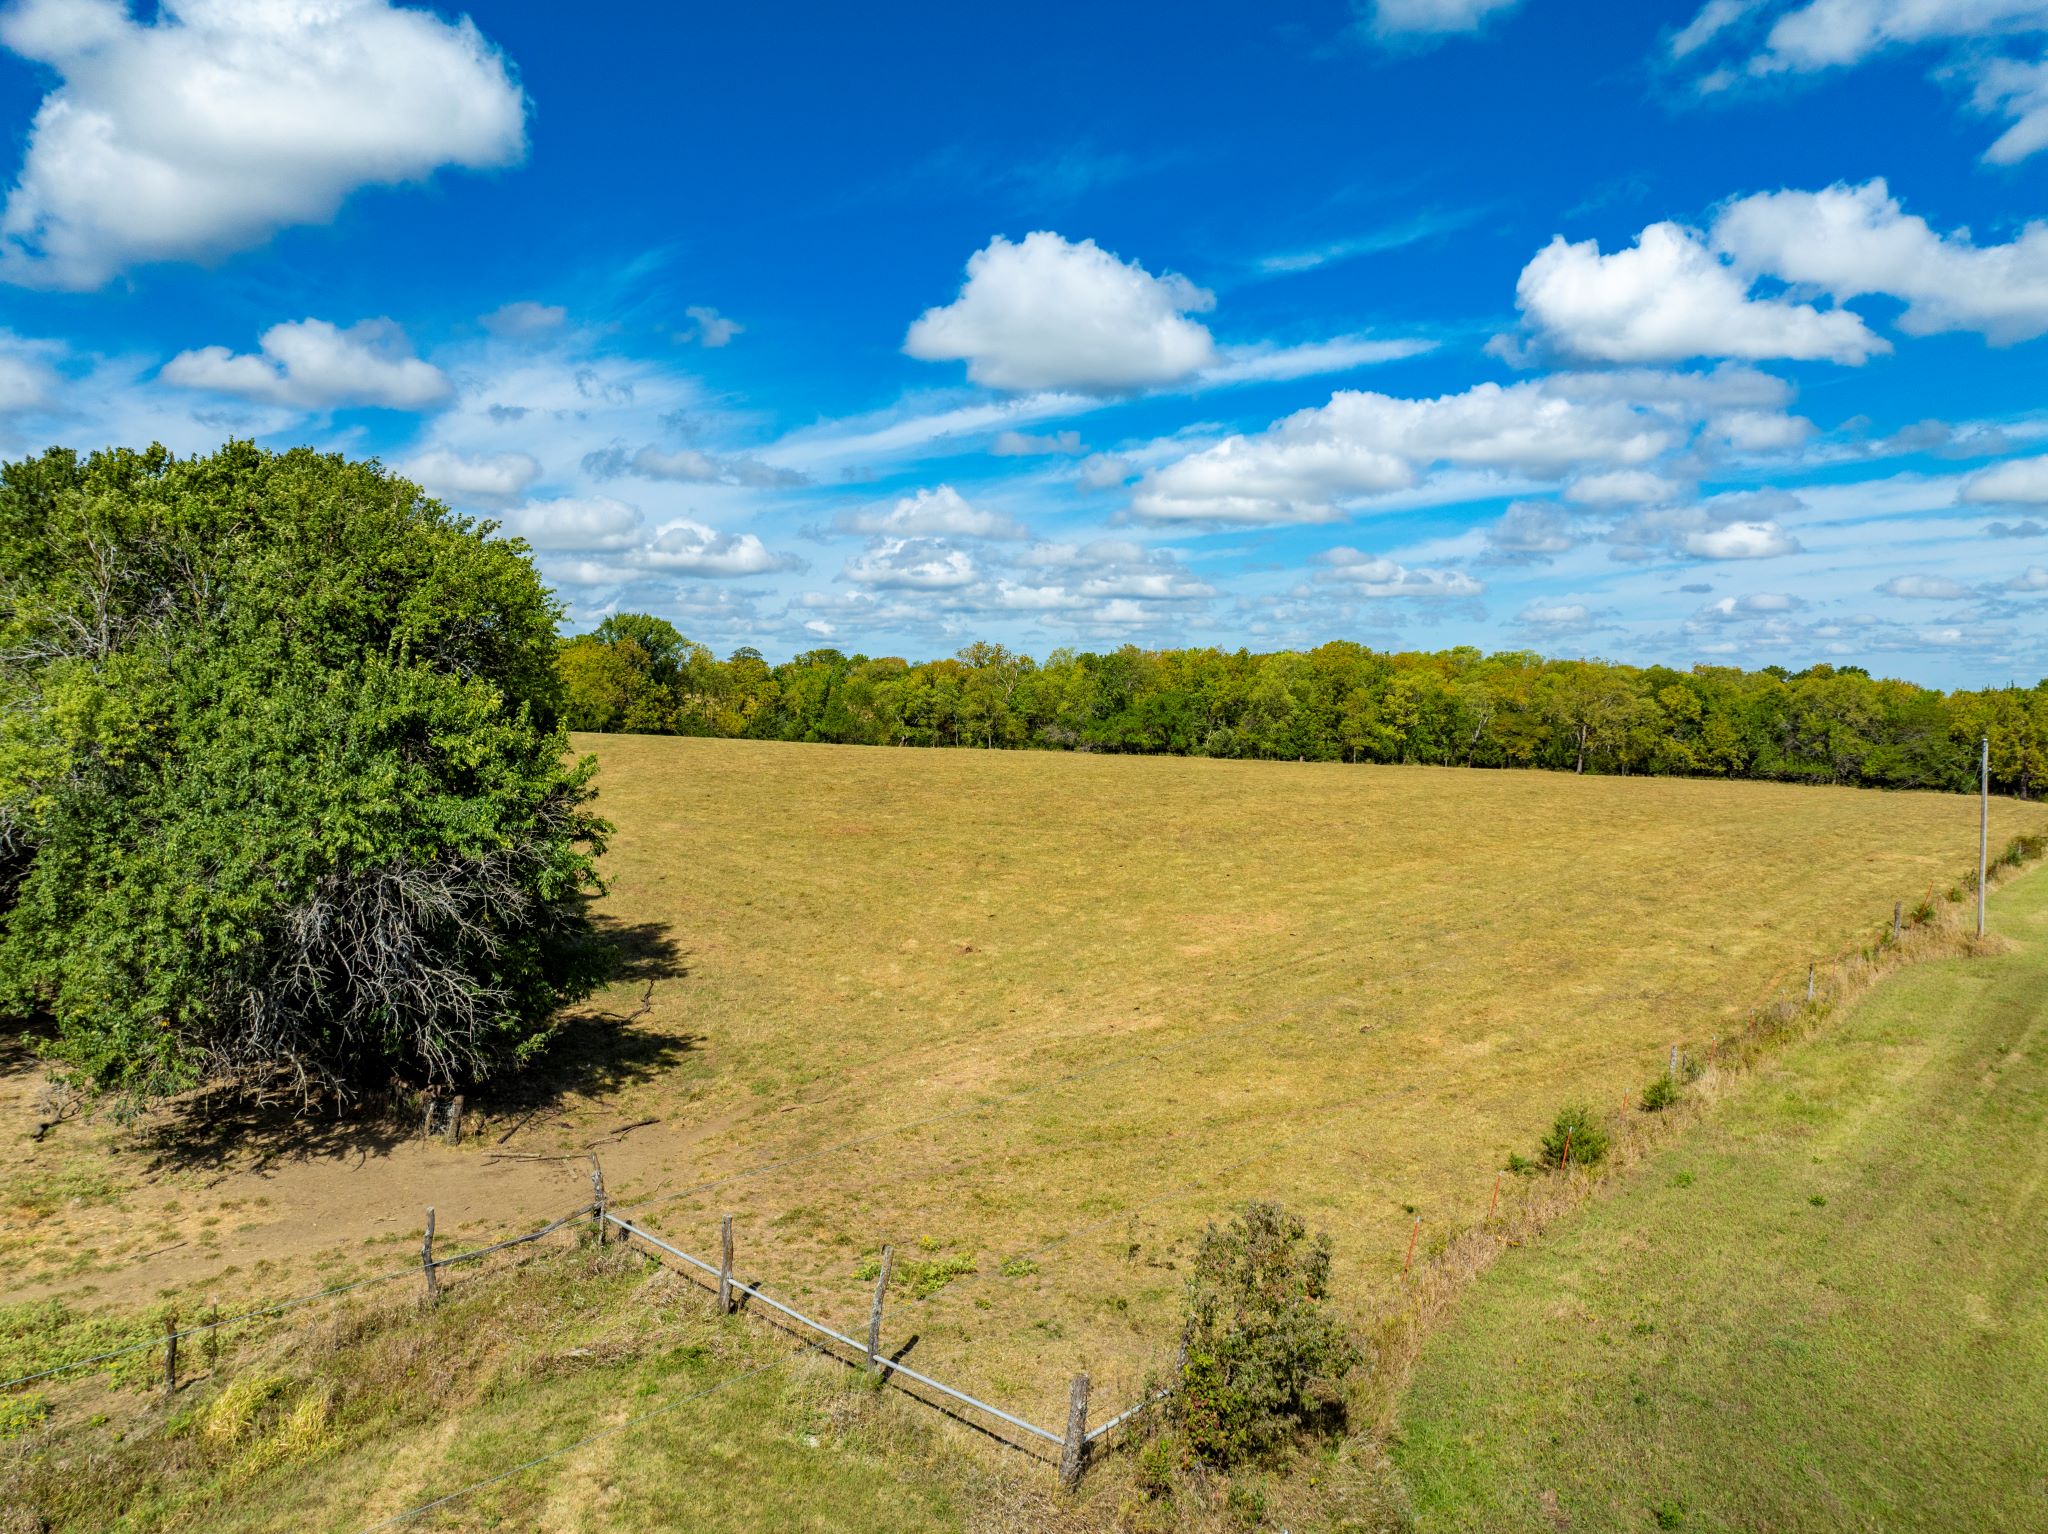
[560,614,2048,798]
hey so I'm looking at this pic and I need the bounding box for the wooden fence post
[446,1095,465,1144]
[419,1096,435,1142]
[588,1154,608,1243]
[1893,901,1903,943]
[866,1244,893,1373]
[422,1207,439,1306]
[1807,964,1815,1003]
[718,1215,735,1315]
[203,1299,219,1372]
[1059,1372,1090,1490]
[162,1312,178,1398]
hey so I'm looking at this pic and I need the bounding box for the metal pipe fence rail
[604,1212,1160,1483]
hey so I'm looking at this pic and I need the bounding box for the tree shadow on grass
[130,914,701,1176]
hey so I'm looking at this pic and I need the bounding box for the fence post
[1893,901,1903,943]
[588,1154,608,1243]
[422,1206,439,1306]
[1980,733,1991,940]
[866,1244,893,1374]
[1402,1215,1422,1275]
[203,1299,219,1372]
[718,1215,735,1315]
[162,1312,178,1398]
[1806,964,1815,1003]
[1059,1372,1090,1490]
[420,1096,435,1142]
[1670,1044,1679,1079]
[446,1095,465,1144]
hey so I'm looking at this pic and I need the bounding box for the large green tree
[0,443,609,1107]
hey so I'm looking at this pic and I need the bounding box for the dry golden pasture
[3,735,2037,1449]
[557,736,2037,1432]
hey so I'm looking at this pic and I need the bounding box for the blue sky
[2,1,2048,685]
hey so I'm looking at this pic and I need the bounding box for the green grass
[2,1243,984,1533]
[1391,864,2048,1533]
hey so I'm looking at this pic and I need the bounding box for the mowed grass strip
[569,736,2043,1428]
[1390,866,2048,1534]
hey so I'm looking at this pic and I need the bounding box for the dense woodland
[561,614,2048,797]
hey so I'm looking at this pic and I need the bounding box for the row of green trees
[560,616,2048,796]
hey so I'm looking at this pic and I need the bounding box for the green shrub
[1639,1075,1680,1113]
[1539,1104,1608,1169]
[1169,1201,1358,1467]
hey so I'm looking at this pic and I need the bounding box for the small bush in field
[1639,1074,1680,1113]
[1169,1201,1358,1467]
[1539,1104,1608,1168]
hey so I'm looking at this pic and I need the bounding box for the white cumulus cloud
[1963,454,2048,502]
[1131,377,1677,525]
[402,447,540,503]
[0,0,528,289]
[1508,221,1886,365]
[1317,547,1483,598]
[835,484,1028,540]
[641,518,798,578]
[1712,179,2048,343]
[499,496,641,550]
[904,230,1216,392]
[1684,519,1801,558]
[161,316,449,410]
[843,537,980,590]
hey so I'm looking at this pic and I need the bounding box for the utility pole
[1978,734,1990,940]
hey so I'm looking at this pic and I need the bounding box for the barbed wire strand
[1,1203,595,1393]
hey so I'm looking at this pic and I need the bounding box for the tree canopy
[0,443,609,1107]
[558,621,2045,797]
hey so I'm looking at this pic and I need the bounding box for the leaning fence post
[1059,1372,1090,1490]
[422,1207,440,1306]
[446,1094,465,1144]
[588,1154,608,1243]
[1893,901,1903,943]
[866,1244,893,1373]
[718,1215,735,1315]
[162,1311,178,1398]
